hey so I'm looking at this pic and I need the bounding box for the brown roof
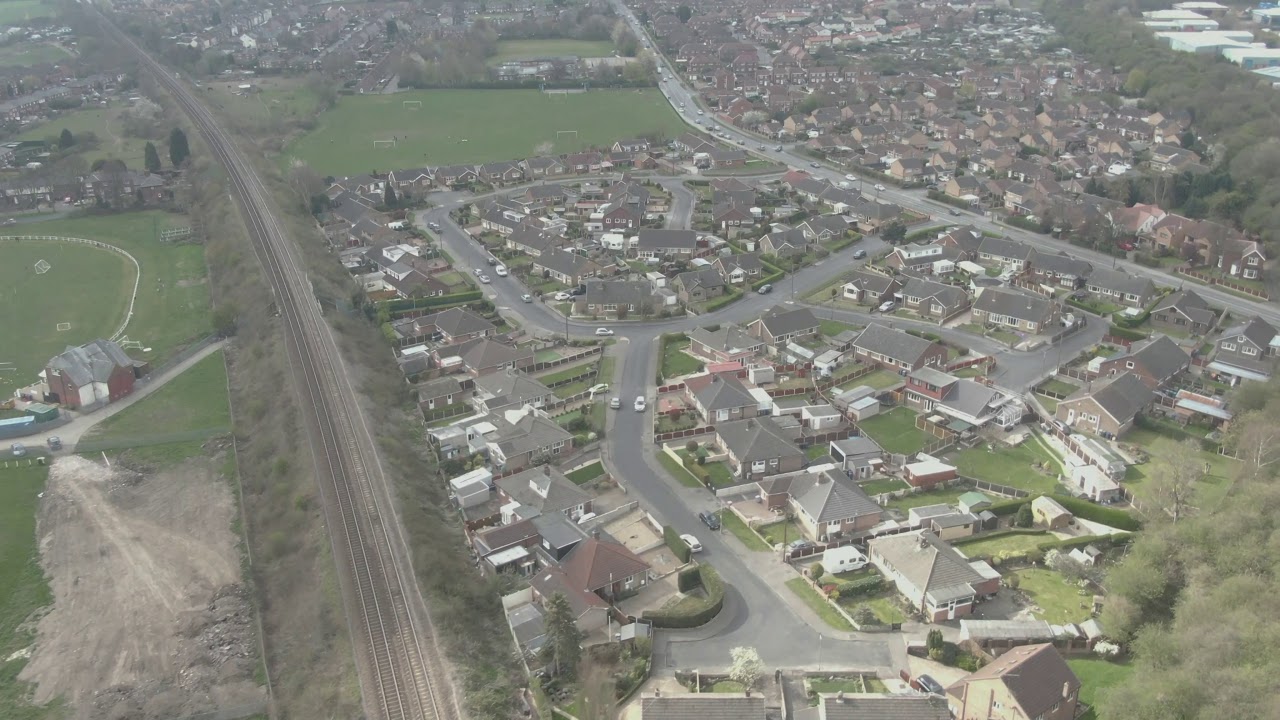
[639,695,766,720]
[946,643,1080,717]
[561,536,650,592]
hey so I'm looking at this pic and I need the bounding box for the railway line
[92,14,457,720]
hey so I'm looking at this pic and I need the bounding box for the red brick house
[44,339,138,409]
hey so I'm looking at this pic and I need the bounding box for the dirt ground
[18,455,265,720]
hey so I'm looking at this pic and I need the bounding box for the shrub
[1005,571,1021,589]
[677,566,703,593]
[685,440,698,453]
[644,566,726,628]
[810,562,825,580]
[851,605,880,626]
[956,653,983,672]
[1015,504,1035,528]
[664,525,692,564]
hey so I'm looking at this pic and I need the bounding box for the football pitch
[285,88,686,175]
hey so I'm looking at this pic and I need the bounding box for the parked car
[487,256,499,266]
[589,383,610,394]
[810,162,821,168]
[569,286,586,297]
[478,274,491,284]
[473,267,483,276]
[494,265,508,277]
[3,218,16,226]
[757,284,773,294]
[948,209,962,216]
[680,534,703,553]
[914,675,945,695]
[757,144,766,150]
[595,327,614,336]
[788,539,813,551]
[46,436,61,451]
[845,174,856,181]
[553,291,572,301]
[699,511,721,531]
[521,293,533,303]
[874,183,886,191]
[878,300,896,313]
[774,145,783,151]
[634,396,646,412]
[609,397,621,409]
[11,442,26,457]
[428,221,440,231]
[853,249,867,260]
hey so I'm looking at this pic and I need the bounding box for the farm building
[43,339,139,410]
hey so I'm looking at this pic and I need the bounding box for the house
[674,267,726,304]
[713,203,755,231]
[977,237,1035,271]
[560,532,651,602]
[1084,268,1156,308]
[904,367,1020,428]
[713,253,766,285]
[1209,317,1279,383]
[687,373,759,423]
[885,243,965,275]
[44,339,138,409]
[639,696,767,720]
[687,324,764,365]
[1055,372,1154,437]
[945,643,1081,720]
[1027,252,1092,289]
[414,307,496,345]
[898,277,971,321]
[438,337,535,376]
[635,228,698,259]
[506,227,563,258]
[473,370,554,413]
[760,227,810,257]
[827,435,884,478]
[495,465,593,521]
[1150,290,1215,335]
[757,469,885,542]
[748,306,820,346]
[971,288,1061,334]
[487,412,574,470]
[575,280,657,318]
[842,270,901,304]
[532,250,604,287]
[529,566,610,637]
[867,530,1001,622]
[802,694,950,720]
[1095,335,1190,390]
[851,323,948,371]
[417,375,465,413]
[715,416,805,480]
[889,157,931,183]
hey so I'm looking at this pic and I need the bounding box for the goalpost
[556,130,579,147]
[402,100,422,110]
[373,139,397,149]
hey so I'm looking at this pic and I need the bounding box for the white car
[878,300,896,313]
[874,183,886,191]
[473,267,483,276]
[478,274,491,284]
[845,174,856,181]
[494,265,508,277]
[595,327,615,336]
[697,109,704,116]
[634,396,646,412]
[553,291,572,301]
[681,534,703,553]
[589,383,610,394]
[610,397,621,409]
[521,293,533,303]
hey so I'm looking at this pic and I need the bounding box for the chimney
[836,691,845,703]
[592,527,601,540]
[654,688,661,698]
[1063,681,1071,699]
[543,465,551,477]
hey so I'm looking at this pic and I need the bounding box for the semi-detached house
[971,287,1060,334]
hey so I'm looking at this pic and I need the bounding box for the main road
[94,11,461,720]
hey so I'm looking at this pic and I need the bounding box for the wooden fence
[1177,267,1268,299]
[654,425,716,444]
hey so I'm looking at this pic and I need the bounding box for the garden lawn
[1068,658,1134,720]
[1122,425,1238,511]
[657,452,703,489]
[806,444,830,461]
[0,41,71,67]
[16,105,150,169]
[0,464,58,720]
[661,338,701,378]
[784,578,854,632]
[952,531,1051,562]
[884,486,970,513]
[847,369,904,391]
[819,319,859,337]
[861,595,908,625]
[758,519,805,546]
[952,435,1063,493]
[537,358,598,386]
[1039,378,1080,397]
[988,329,1021,346]
[286,89,686,174]
[809,676,887,695]
[708,680,745,693]
[860,477,909,495]
[857,407,930,455]
[1015,568,1094,625]
[565,461,604,485]
[718,511,770,551]
[533,349,562,363]
[487,39,616,65]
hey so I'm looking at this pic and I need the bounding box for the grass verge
[784,578,854,632]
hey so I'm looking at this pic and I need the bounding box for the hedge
[1106,324,1148,341]
[1003,215,1048,234]
[904,225,947,243]
[664,525,692,564]
[382,290,483,313]
[703,288,743,313]
[926,189,974,210]
[643,565,725,628]
[677,566,703,593]
[833,574,883,598]
[751,258,786,291]
[980,494,1142,531]
[824,233,862,252]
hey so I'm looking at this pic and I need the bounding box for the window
[1244,346,1258,356]
[1248,256,1260,265]
[770,458,779,467]
[1223,342,1237,351]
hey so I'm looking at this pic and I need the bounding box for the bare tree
[573,659,618,720]
[1147,439,1206,522]
[1225,409,1280,475]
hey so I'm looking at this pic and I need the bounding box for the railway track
[93,15,456,720]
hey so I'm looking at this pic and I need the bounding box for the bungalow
[559,533,651,602]
[716,416,806,480]
[851,323,948,371]
[1084,268,1156,308]
[487,412,575,470]
[506,227,562,257]
[867,530,1001,623]
[1209,316,1278,383]
[1055,371,1154,437]
[495,465,593,521]
[977,236,1036,271]
[413,307,496,345]
[438,337,535,376]
[713,203,755,230]
[760,227,809,257]
[481,207,527,236]
[674,267,726,304]
[1150,289,1215,335]
[898,277,971,321]
[756,469,885,542]
[687,372,759,423]
[416,376,465,412]
[532,250,604,287]
[1095,335,1190,390]
[574,280,657,318]
[635,228,698,259]
[1028,251,1092,289]
[713,253,766,285]
[748,306,820,346]
[842,270,901,304]
[971,287,1061,334]
[688,324,765,365]
[473,370,554,413]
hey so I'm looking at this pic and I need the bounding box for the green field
[79,349,230,465]
[0,212,211,396]
[0,464,57,720]
[487,39,616,65]
[953,434,1063,493]
[0,240,134,396]
[206,77,321,127]
[857,407,930,455]
[0,41,72,67]
[0,0,54,25]
[286,89,686,174]
[16,106,149,169]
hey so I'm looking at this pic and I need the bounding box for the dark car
[698,511,721,530]
[915,675,945,695]
[757,284,773,294]
[853,249,867,260]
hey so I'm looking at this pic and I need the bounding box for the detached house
[898,278,971,321]
[972,288,1061,334]
[842,270,901,304]
[1150,290,1215,335]
[532,250,606,287]
[851,323,947,371]
[487,412,574,470]
[1055,371,1154,437]
[44,339,138,409]
[634,228,698,259]
[473,370,554,413]
[1095,335,1189,390]
[674,267,726,304]
[1085,268,1156,308]
[756,469,885,542]
[1209,317,1278,383]
[868,530,1001,623]
[713,253,765,285]
[946,643,1081,720]
[688,324,765,365]
[495,465,593,522]
[715,416,805,480]
[414,307,496,345]
[687,372,759,423]
[575,280,657,318]
[977,237,1036,271]
[748,306,820,347]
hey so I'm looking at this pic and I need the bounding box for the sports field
[0,212,210,396]
[486,39,616,65]
[285,88,685,175]
[0,0,54,26]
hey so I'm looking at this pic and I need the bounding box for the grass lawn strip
[661,338,701,378]
[952,435,1062,493]
[1067,658,1134,720]
[757,519,805,546]
[717,511,770,552]
[884,486,970,512]
[861,595,908,625]
[286,89,686,174]
[1015,568,1095,625]
[953,531,1051,562]
[0,464,57,720]
[565,461,605,485]
[857,407,930,455]
[657,452,704,489]
[860,477,909,495]
[841,368,903,391]
[536,357,599,386]
[784,578,854,632]
[1039,378,1080,397]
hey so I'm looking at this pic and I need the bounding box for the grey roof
[416,375,464,400]
[1030,250,1093,277]
[420,307,495,337]
[534,249,592,278]
[764,227,809,251]
[677,267,725,293]
[453,338,534,371]
[844,269,898,294]
[869,530,988,598]
[830,435,883,457]
[854,323,938,365]
[1086,267,1155,297]
[637,228,697,249]
[716,417,804,464]
[977,235,1034,261]
[474,370,552,410]
[814,694,950,720]
[495,465,591,517]
[1064,371,1154,423]
[507,226,561,253]
[758,305,819,338]
[638,695,767,720]
[491,414,573,458]
[531,512,586,551]
[1221,316,1277,349]
[688,324,763,355]
[1123,335,1190,383]
[716,253,764,275]
[1152,289,1214,325]
[583,279,654,307]
[973,287,1056,324]
[790,470,885,523]
[899,277,969,309]
[693,374,757,412]
[907,366,956,388]
[959,619,1055,642]
[939,380,1006,419]
[47,339,133,386]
